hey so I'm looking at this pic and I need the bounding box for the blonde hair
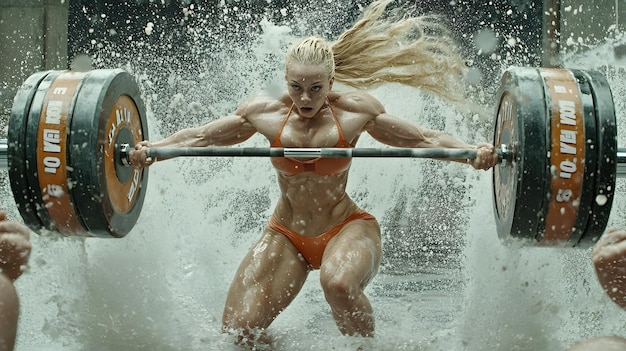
[285,0,467,102]
[286,37,336,79]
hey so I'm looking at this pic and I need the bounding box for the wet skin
[129,62,497,343]
[593,227,626,309]
[0,211,31,351]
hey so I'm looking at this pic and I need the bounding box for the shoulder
[235,94,290,118]
[330,91,385,116]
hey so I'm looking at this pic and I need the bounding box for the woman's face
[285,62,334,118]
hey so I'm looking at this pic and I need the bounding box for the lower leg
[326,285,375,337]
[320,222,381,337]
[222,231,309,345]
[221,323,273,347]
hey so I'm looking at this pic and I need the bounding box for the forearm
[418,130,475,151]
[416,131,477,165]
[151,126,210,148]
[129,115,257,167]
[130,127,209,164]
[368,114,474,150]
[369,124,490,166]
[152,115,255,148]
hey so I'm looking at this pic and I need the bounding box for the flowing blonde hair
[285,0,467,102]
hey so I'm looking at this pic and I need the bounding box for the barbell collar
[119,143,133,167]
[498,144,513,165]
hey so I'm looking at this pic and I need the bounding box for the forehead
[286,62,328,83]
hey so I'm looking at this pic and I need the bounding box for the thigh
[320,219,382,288]
[223,229,310,327]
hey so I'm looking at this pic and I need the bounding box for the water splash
[7,2,626,350]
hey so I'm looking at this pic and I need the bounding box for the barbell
[7,69,148,238]
[493,68,620,247]
[3,67,623,247]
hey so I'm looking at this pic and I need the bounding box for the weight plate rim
[24,70,65,232]
[492,66,549,243]
[578,69,618,247]
[69,69,149,238]
[8,70,52,232]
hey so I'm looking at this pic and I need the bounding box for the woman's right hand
[592,227,626,309]
[129,141,157,169]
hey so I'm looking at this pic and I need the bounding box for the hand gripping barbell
[3,67,623,247]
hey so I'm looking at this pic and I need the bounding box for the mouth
[300,107,314,114]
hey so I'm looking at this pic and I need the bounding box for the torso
[243,91,378,237]
[270,103,352,176]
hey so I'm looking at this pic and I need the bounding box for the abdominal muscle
[272,170,359,237]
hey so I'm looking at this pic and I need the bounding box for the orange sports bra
[271,104,352,176]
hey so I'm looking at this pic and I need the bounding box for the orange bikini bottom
[268,210,377,269]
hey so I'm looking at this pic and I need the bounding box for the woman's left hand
[0,211,31,282]
[469,143,498,170]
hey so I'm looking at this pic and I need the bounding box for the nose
[300,91,311,103]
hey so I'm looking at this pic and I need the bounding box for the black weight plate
[8,71,52,232]
[578,69,617,246]
[69,69,149,238]
[23,70,64,232]
[492,67,549,243]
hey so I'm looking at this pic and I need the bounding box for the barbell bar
[135,145,501,160]
[3,66,625,248]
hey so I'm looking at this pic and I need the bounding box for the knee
[321,275,361,305]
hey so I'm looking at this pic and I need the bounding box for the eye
[311,86,321,92]
[291,84,301,91]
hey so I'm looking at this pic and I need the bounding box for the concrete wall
[543,0,625,66]
[0,0,623,119]
[0,0,68,125]
[561,0,624,43]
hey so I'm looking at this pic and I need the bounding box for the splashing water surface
[5,2,626,350]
